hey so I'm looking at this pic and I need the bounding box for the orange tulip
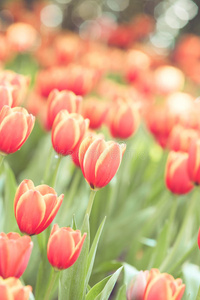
[108,100,140,139]
[52,110,89,156]
[127,269,185,300]
[165,151,193,194]
[82,98,108,129]
[47,224,86,269]
[0,232,33,278]
[14,179,64,235]
[79,136,126,190]
[0,106,35,155]
[144,269,185,300]
[188,139,200,185]
[46,89,82,130]
[0,277,32,300]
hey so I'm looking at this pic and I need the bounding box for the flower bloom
[0,106,35,155]
[47,224,87,270]
[79,136,126,190]
[165,151,193,194]
[14,179,64,235]
[0,232,33,278]
[82,98,108,129]
[0,276,32,300]
[46,89,82,130]
[108,100,140,139]
[127,269,185,300]
[52,110,89,156]
[188,139,200,185]
[0,85,13,111]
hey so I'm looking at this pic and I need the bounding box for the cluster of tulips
[0,0,200,299]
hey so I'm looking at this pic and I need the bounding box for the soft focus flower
[0,276,32,300]
[165,151,193,194]
[14,179,64,235]
[6,22,38,52]
[168,125,199,152]
[0,85,13,111]
[79,136,126,190]
[198,227,200,250]
[188,139,200,185]
[46,89,82,130]
[0,106,35,155]
[127,269,185,300]
[47,224,87,270]
[0,232,33,278]
[0,71,30,107]
[52,110,89,156]
[108,100,140,139]
[82,97,108,130]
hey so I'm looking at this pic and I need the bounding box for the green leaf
[122,263,138,285]
[71,215,77,230]
[183,263,200,300]
[85,217,106,289]
[95,266,123,300]
[115,284,127,300]
[59,215,90,300]
[3,162,18,233]
[196,286,200,300]
[86,275,111,300]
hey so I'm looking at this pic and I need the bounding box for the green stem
[85,189,97,218]
[0,154,5,169]
[65,169,82,210]
[160,189,197,272]
[50,155,62,188]
[44,269,59,300]
[42,147,54,184]
[37,232,45,259]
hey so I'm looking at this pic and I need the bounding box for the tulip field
[1,1,200,299]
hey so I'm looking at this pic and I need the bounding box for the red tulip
[0,106,35,155]
[0,276,32,300]
[46,89,82,130]
[165,151,193,194]
[127,269,185,300]
[82,98,108,129]
[79,136,126,190]
[14,179,64,235]
[52,110,89,156]
[108,100,140,139]
[47,224,86,269]
[198,227,200,250]
[0,232,33,278]
[188,139,200,185]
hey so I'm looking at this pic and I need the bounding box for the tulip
[47,224,87,269]
[52,110,89,156]
[198,227,200,250]
[0,106,35,155]
[127,269,185,300]
[188,139,200,185]
[46,89,82,130]
[0,85,13,111]
[0,232,33,278]
[0,276,32,300]
[14,179,64,235]
[108,100,140,139]
[79,136,126,190]
[82,98,108,129]
[165,151,193,194]
[144,269,185,300]
[168,125,199,153]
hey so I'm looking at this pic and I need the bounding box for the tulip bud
[0,106,35,155]
[0,276,32,300]
[14,179,64,235]
[47,224,87,269]
[79,136,126,190]
[0,85,13,111]
[46,89,82,130]
[165,151,193,194]
[188,139,200,185]
[0,232,33,278]
[127,271,149,300]
[108,100,140,139]
[52,110,89,156]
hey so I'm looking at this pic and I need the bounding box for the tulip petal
[64,233,87,269]
[144,276,170,300]
[16,190,46,235]
[14,179,34,215]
